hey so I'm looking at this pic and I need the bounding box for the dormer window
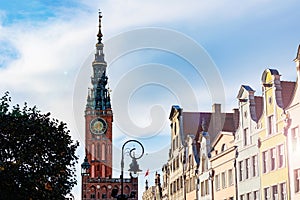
[221,144,227,152]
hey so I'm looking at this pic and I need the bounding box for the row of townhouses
[143,45,300,200]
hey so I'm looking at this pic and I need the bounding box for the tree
[0,92,79,199]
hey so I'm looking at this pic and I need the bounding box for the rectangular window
[246,192,251,200]
[264,187,270,200]
[240,194,244,200]
[292,127,299,152]
[253,190,259,200]
[228,169,233,185]
[252,155,258,177]
[262,151,268,173]
[205,179,209,195]
[239,161,243,181]
[272,185,278,200]
[270,147,276,171]
[280,182,287,200]
[268,115,274,135]
[201,181,205,196]
[244,128,249,146]
[295,169,300,193]
[222,171,226,189]
[245,158,250,179]
[278,144,285,168]
[215,174,220,191]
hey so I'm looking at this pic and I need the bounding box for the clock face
[90,118,107,135]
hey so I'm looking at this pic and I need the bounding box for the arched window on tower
[97,144,101,160]
[91,143,95,160]
[102,143,106,160]
[124,185,130,196]
[101,186,107,198]
[102,164,105,177]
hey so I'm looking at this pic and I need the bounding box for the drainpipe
[234,146,238,200]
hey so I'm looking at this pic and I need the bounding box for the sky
[0,0,300,199]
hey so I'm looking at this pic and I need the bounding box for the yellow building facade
[258,68,295,200]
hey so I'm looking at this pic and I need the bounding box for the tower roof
[97,11,103,44]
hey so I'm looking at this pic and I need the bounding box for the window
[262,151,268,173]
[180,176,183,188]
[246,192,251,200]
[215,174,220,191]
[201,181,205,196]
[244,128,250,146]
[222,171,226,189]
[245,158,250,179]
[172,139,175,151]
[264,187,270,200]
[278,144,285,168]
[252,155,258,177]
[101,143,106,160]
[272,185,278,200]
[270,148,276,171]
[292,127,300,152]
[239,161,243,181]
[253,190,259,200]
[294,169,300,193]
[228,169,233,185]
[268,115,274,135]
[240,194,244,200]
[221,144,227,152]
[201,157,206,173]
[205,179,209,195]
[279,182,287,200]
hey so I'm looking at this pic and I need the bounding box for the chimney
[212,103,221,113]
[232,108,239,131]
[211,103,222,135]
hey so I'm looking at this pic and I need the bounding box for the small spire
[97,10,103,44]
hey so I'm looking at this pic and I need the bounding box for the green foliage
[0,92,79,200]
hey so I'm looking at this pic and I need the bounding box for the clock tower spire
[84,11,113,180]
[81,13,138,200]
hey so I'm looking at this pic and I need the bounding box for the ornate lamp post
[119,140,144,200]
[81,156,90,200]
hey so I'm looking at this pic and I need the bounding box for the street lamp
[119,140,144,200]
[81,156,90,200]
[81,156,90,176]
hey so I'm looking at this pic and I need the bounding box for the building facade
[235,85,262,199]
[162,104,239,200]
[286,45,300,200]
[210,131,236,200]
[258,68,295,200]
[157,45,300,200]
[81,13,138,200]
[142,172,162,200]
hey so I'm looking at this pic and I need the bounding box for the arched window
[101,186,107,198]
[102,143,106,160]
[102,164,105,177]
[90,186,96,199]
[124,185,130,195]
[221,144,227,152]
[91,143,95,160]
[97,144,101,160]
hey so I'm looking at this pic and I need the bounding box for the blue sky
[1,0,300,199]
